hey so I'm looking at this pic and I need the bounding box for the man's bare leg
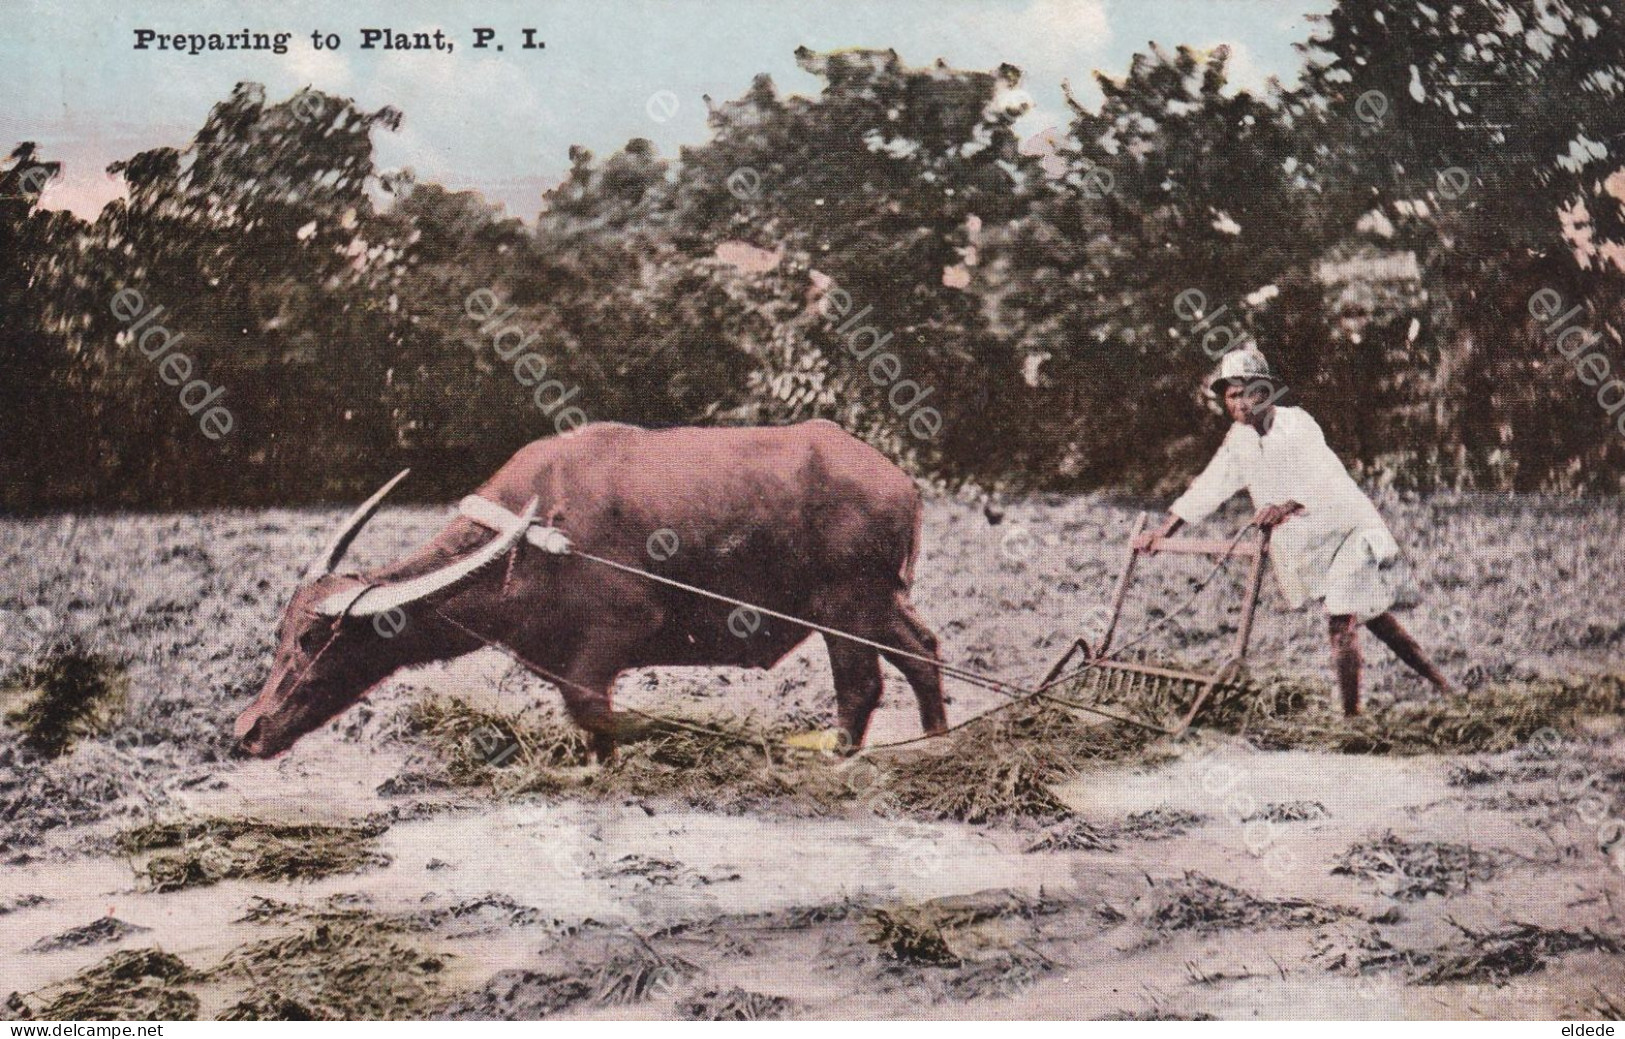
[1365,611,1456,693]
[1328,614,1363,716]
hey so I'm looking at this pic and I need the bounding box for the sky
[3,0,1332,223]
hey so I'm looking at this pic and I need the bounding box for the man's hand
[1253,500,1305,530]
[1132,515,1184,552]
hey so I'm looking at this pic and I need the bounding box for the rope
[435,592,1163,754]
[859,522,1258,750]
[566,546,1170,734]
[571,548,999,688]
[431,518,1262,755]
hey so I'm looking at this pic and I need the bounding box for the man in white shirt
[1133,349,1454,716]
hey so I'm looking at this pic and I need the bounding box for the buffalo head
[234,470,537,757]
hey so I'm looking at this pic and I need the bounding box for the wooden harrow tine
[1049,514,1271,736]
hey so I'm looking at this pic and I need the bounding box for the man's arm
[1137,498,1299,550]
[1135,434,1244,551]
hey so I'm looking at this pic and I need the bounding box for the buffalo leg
[825,636,884,753]
[880,596,949,737]
[549,659,651,763]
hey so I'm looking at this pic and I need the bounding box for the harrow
[1037,512,1272,735]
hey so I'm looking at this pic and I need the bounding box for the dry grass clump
[216,995,325,1021]
[213,920,449,1020]
[116,817,389,892]
[1107,807,1210,840]
[861,889,1058,967]
[1332,832,1501,900]
[7,949,200,1021]
[404,672,1623,829]
[1245,800,1329,823]
[748,896,864,931]
[0,645,127,758]
[405,696,839,811]
[873,697,1166,824]
[596,719,828,815]
[1026,807,1212,853]
[0,894,47,914]
[589,943,699,1005]
[443,969,594,1020]
[933,949,1056,1002]
[1025,819,1118,853]
[404,697,589,786]
[407,690,1174,825]
[235,893,382,927]
[238,891,552,938]
[213,896,550,1017]
[863,903,964,966]
[1310,921,1419,975]
[1413,921,1622,985]
[443,940,697,1019]
[1253,915,1618,987]
[859,889,1065,1003]
[1220,674,1625,755]
[29,917,150,952]
[679,987,797,1020]
[1146,872,1351,934]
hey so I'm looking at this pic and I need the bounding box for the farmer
[1132,348,1455,715]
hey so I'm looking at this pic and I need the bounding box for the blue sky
[3,0,1331,222]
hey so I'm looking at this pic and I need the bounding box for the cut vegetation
[0,645,128,759]
[116,818,390,891]
[1332,833,1502,901]
[1144,873,1353,934]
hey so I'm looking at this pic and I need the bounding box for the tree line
[4,0,1624,512]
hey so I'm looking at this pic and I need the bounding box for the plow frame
[1040,511,1272,735]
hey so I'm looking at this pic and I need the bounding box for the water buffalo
[234,420,948,760]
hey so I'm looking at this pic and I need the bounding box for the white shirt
[1169,406,1398,608]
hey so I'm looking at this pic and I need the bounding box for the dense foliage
[5,0,1624,510]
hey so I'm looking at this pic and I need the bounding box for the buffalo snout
[232,715,265,757]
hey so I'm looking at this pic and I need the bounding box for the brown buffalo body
[234,421,948,759]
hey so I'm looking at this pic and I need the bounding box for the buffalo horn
[304,469,412,579]
[318,497,540,618]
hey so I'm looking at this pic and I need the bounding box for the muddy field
[2,493,1624,1020]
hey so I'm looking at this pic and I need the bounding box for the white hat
[1206,348,1283,397]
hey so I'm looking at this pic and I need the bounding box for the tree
[55,84,418,506]
[0,145,87,510]
[981,44,1327,491]
[1291,0,1625,489]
